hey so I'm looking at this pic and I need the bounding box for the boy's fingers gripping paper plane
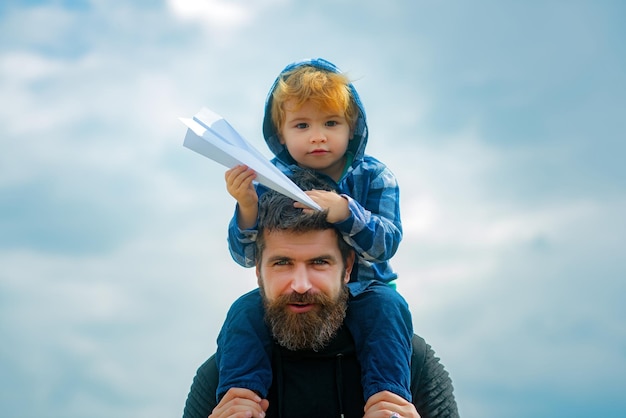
[180,108,322,210]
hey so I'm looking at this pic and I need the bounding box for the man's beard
[261,285,349,352]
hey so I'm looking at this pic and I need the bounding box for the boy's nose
[290,265,313,294]
[310,128,327,143]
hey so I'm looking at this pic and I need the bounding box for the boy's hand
[225,165,258,230]
[295,190,350,223]
[363,391,420,418]
[209,388,269,418]
[225,165,257,206]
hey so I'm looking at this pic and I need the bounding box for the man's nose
[290,265,313,293]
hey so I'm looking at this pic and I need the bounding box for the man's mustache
[275,291,331,306]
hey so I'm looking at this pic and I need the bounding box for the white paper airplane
[180,108,322,210]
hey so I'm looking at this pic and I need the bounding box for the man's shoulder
[410,336,460,418]
[182,355,219,418]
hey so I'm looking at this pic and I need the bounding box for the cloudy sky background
[1,1,625,417]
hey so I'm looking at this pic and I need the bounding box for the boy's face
[279,99,351,181]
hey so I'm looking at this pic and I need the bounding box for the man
[182,170,459,418]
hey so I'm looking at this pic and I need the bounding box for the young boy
[216,58,413,405]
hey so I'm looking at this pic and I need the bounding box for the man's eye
[312,259,329,265]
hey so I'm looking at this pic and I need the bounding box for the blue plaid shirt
[227,154,402,283]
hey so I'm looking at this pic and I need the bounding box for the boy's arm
[334,166,402,263]
[224,165,259,267]
[227,206,258,268]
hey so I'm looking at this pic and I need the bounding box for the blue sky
[1,1,624,417]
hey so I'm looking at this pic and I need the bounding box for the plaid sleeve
[335,164,402,263]
[227,205,258,268]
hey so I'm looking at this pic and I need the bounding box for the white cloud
[1,1,625,417]
[0,4,76,47]
[167,0,253,29]
[0,51,67,83]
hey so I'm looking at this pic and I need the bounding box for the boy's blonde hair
[271,66,358,134]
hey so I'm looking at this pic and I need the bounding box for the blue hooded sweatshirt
[228,58,402,283]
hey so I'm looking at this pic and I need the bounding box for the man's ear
[343,251,356,283]
[256,264,262,287]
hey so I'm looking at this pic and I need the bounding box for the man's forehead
[262,229,339,255]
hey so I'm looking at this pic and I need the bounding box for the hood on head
[262,58,368,170]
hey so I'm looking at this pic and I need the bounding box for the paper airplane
[180,107,322,210]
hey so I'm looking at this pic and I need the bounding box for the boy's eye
[326,120,338,127]
[295,123,308,129]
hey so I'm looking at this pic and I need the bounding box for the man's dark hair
[256,168,353,264]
